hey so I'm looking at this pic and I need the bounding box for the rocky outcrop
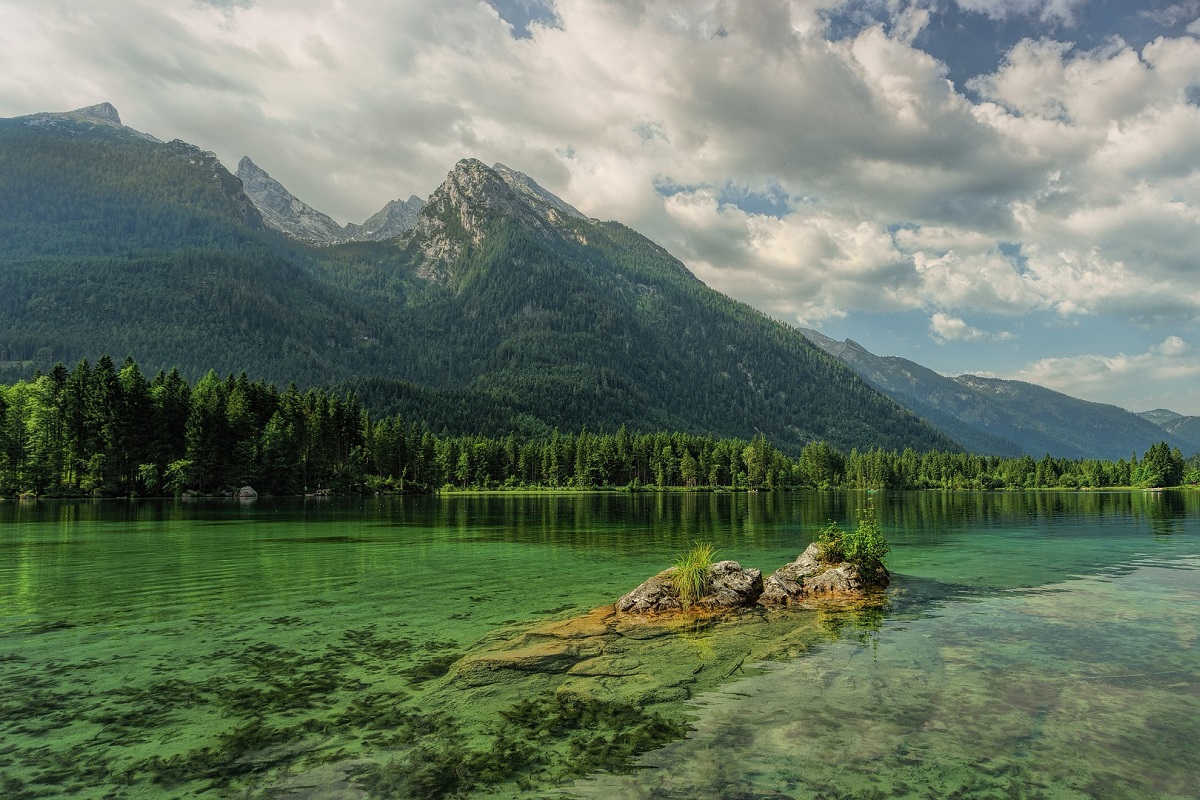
[236,157,353,245]
[16,102,161,142]
[759,542,888,606]
[616,560,763,615]
[615,547,887,616]
[615,569,680,614]
[699,560,764,609]
[408,159,587,284]
[352,195,425,241]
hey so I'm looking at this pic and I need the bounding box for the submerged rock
[451,608,621,687]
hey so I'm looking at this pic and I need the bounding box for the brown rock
[615,569,682,614]
[452,639,606,686]
[759,542,885,606]
[697,560,763,609]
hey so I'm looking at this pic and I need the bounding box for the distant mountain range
[1136,409,1200,454]
[0,103,955,455]
[799,328,1195,459]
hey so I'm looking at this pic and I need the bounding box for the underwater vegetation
[0,604,699,800]
[0,619,461,798]
[351,693,688,799]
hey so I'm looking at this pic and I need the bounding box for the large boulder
[698,560,763,610]
[616,561,763,614]
[759,542,888,606]
[616,569,682,614]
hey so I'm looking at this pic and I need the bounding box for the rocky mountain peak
[491,162,585,220]
[74,102,122,125]
[434,158,583,224]
[410,158,586,283]
[354,194,425,241]
[10,102,161,142]
[236,156,352,245]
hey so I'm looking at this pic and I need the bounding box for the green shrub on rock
[817,505,889,583]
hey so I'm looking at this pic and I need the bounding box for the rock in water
[698,560,763,610]
[759,542,888,606]
[615,569,681,614]
[616,560,763,614]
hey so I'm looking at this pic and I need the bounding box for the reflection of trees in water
[1142,489,1188,535]
[884,489,1197,542]
[420,490,1200,550]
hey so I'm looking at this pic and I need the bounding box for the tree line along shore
[1,357,1196,498]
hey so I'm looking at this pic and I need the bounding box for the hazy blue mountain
[801,328,1192,459]
[1138,409,1200,453]
[0,105,954,453]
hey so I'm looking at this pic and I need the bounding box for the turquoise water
[0,491,1197,798]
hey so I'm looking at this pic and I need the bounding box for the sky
[1,0,1198,415]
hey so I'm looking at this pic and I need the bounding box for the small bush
[816,520,846,562]
[816,506,889,582]
[672,542,716,608]
[845,505,890,582]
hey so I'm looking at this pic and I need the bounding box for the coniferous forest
[1,357,1195,498]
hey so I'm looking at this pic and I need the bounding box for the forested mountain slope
[0,104,954,453]
[0,104,397,382]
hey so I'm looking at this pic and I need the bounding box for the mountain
[349,195,426,241]
[0,103,955,452]
[13,101,158,142]
[236,157,353,244]
[1138,409,1200,453]
[801,328,1193,459]
[798,330,1026,456]
[358,157,954,452]
[0,105,399,382]
[237,157,425,244]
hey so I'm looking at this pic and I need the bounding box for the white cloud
[1138,2,1200,27]
[1011,337,1200,411]
[929,312,1014,343]
[953,0,1091,26]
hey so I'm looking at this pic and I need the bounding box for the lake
[1,491,1197,798]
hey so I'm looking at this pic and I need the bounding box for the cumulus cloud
[1139,2,1200,27]
[1011,337,1200,411]
[929,312,1014,343]
[953,0,1091,26]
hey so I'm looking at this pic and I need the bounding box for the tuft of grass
[672,542,717,608]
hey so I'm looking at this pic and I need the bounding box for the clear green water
[0,491,1196,798]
